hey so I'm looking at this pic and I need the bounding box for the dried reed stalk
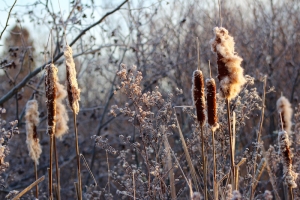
[278,131,298,200]
[25,100,41,199]
[206,77,219,200]
[64,45,82,200]
[45,64,58,200]
[211,27,246,187]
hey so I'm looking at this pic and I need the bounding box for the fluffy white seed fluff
[210,27,246,100]
[64,45,80,115]
[25,100,42,164]
[55,80,69,139]
[278,131,298,188]
[276,96,292,134]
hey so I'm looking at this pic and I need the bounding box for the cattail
[278,131,298,188]
[210,27,246,100]
[206,78,219,131]
[192,70,205,126]
[277,96,292,134]
[264,190,273,200]
[64,45,80,115]
[55,80,69,139]
[45,64,57,135]
[25,100,42,165]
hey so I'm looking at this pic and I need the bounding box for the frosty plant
[64,45,82,200]
[277,95,298,200]
[45,64,57,200]
[25,99,42,199]
[210,27,246,187]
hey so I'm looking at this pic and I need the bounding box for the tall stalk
[34,161,38,199]
[200,126,207,200]
[226,99,235,187]
[73,112,82,200]
[212,130,218,200]
[49,135,54,200]
[54,137,61,200]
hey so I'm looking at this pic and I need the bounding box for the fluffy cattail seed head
[206,78,219,131]
[278,131,298,188]
[55,79,69,139]
[25,100,42,164]
[64,45,80,115]
[45,64,57,135]
[276,96,292,134]
[192,70,205,126]
[210,27,246,100]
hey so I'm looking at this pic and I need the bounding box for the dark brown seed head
[206,78,218,127]
[192,70,205,126]
[45,64,57,135]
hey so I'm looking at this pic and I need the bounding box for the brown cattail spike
[192,70,205,126]
[25,100,42,165]
[210,27,246,100]
[277,96,292,134]
[45,64,57,135]
[278,131,298,188]
[206,78,219,131]
[64,45,80,115]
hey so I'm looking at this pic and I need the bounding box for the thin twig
[34,161,38,199]
[226,99,235,188]
[12,176,45,200]
[80,154,97,186]
[0,0,17,40]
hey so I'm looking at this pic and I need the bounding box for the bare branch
[0,0,17,40]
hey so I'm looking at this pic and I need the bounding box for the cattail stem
[49,135,54,200]
[226,99,235,187]
[34,161,38,199]
[212,130,218,200]
[73,112,82,200]
[288,186,294,200]
[200,126,208,200]
[54,137,61,200]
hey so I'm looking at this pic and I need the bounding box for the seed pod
[45,64,57,135]
[206,78,219,131]
[192,70,205,126]
[278,131,298,188]
[55,78,69,139]
[25,100,42,164]
[277,96,292,134]
[210,27,246,100]
[64,45,80,115]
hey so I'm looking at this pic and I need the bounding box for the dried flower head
[226,184,233,200]
[25,100,42,164]
[64,45,80,115]
[206,78,219,131]
[55,80,69,139]
[263,190,273,200]
[210,27,246,100]
[45,64,57,135]
[231,190,241,200]
[276,96,292,134]
[278,131,298,188]
[192,70,205,126]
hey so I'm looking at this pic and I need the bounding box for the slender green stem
[73,112,82,200]
[226,99,235,187]
[54,137,61,200]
